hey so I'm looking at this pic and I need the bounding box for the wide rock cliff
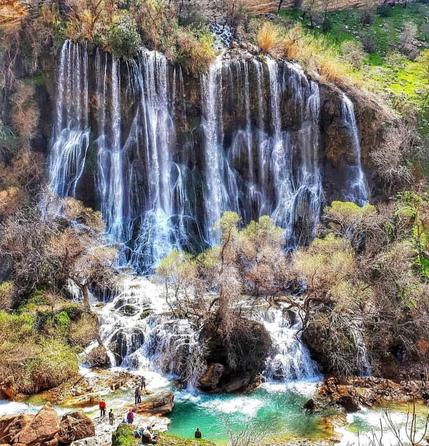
[1,39,395,272]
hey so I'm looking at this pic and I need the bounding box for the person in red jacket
[99,400,106,418]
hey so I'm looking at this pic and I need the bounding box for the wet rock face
[198,363,225,391]
[319,82,393,201]
[199,316,272,392]
[108,329,145,366]
[86,344,111,369]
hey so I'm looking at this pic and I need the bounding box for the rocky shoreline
[306,376,429,414]
[2,372,429,446]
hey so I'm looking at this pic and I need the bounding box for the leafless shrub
[224,418,270,446]
[11,82,39,147]
[370,121,416,195]
[350,403,429,446]
[399,22,419,60]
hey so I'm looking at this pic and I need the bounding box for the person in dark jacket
[108,409,114,425]
[194,428,202,439]
[135,386,142,404]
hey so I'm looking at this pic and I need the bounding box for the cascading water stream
[96,55,126,242]
[260,308,319,381]
[49,40,90,199]
[341,94,369,206]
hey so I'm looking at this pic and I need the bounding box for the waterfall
[49,41,367,271]
[201,59,229,245]
[90,277,318,385]
[90,276,205,387]
[341,94,369,206]
[260,308,319,381]
[96,54,126,242]
[49,40,89,198]
[129,51,188,268]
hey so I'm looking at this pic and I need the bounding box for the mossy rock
[112,425,139,446]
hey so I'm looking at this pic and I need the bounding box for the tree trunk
[81,283,90,308]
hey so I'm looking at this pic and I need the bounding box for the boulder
[199,315,272,392]
[303,399,316,413]
[198,363,224,391]
[14,403,60,446]
[0,415,33,444]
[58,412,95,444]
[336,395,360,413]
[86,345,111,369]
[135,391,174,416]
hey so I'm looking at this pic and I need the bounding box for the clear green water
[168,384,330,445]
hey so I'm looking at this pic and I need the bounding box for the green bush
[55,310,71,330]
[174,26,216,75]
[0,308,86,395]
[112,425,138,446]
[108,12,141,59]
[0,120,18,152]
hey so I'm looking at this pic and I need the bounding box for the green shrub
[55,310,71,330]
[108,12,141,59]
[175,26,216,75]
[112,425,138,446]
[0,120,18,152]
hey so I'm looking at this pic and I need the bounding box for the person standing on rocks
[108,409,114,425]
[99,400,106,418]
[141,376,146,392]
[135,385,142,404]
[127,408,135,424]
[194,428,202,439]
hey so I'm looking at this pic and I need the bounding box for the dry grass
[257,22,278,53]
[278,24,360,86]
[0,0,28,28]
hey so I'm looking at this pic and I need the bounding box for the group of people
[98,400,115,425]
[135,424,158,444]
[98,376,203,444]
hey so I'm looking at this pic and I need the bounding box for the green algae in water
[168,386,329,445]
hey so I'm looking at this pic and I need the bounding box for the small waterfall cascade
[92,276,205,386]
[49,41,368,271]
[341,94,369,206]
[260,308,319,381]
[91,279,319,385]
[49,40,90,198]
[349,318,372,376]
